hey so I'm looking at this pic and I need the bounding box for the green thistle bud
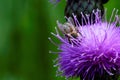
[65,0,109,25]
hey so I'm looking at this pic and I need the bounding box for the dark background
[0,0,119,80]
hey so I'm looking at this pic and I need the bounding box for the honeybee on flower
[57,21,79,38]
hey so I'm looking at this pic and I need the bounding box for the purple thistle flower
[50,9,120,80]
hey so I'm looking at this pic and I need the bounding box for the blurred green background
[0,0,119,80]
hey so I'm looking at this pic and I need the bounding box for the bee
[57,20,81,44]
[57,21,80,37]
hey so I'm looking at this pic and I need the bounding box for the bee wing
[67,17,75,25]
[57,21,65,33]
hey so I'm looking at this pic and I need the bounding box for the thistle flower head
[50,9,120,80]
